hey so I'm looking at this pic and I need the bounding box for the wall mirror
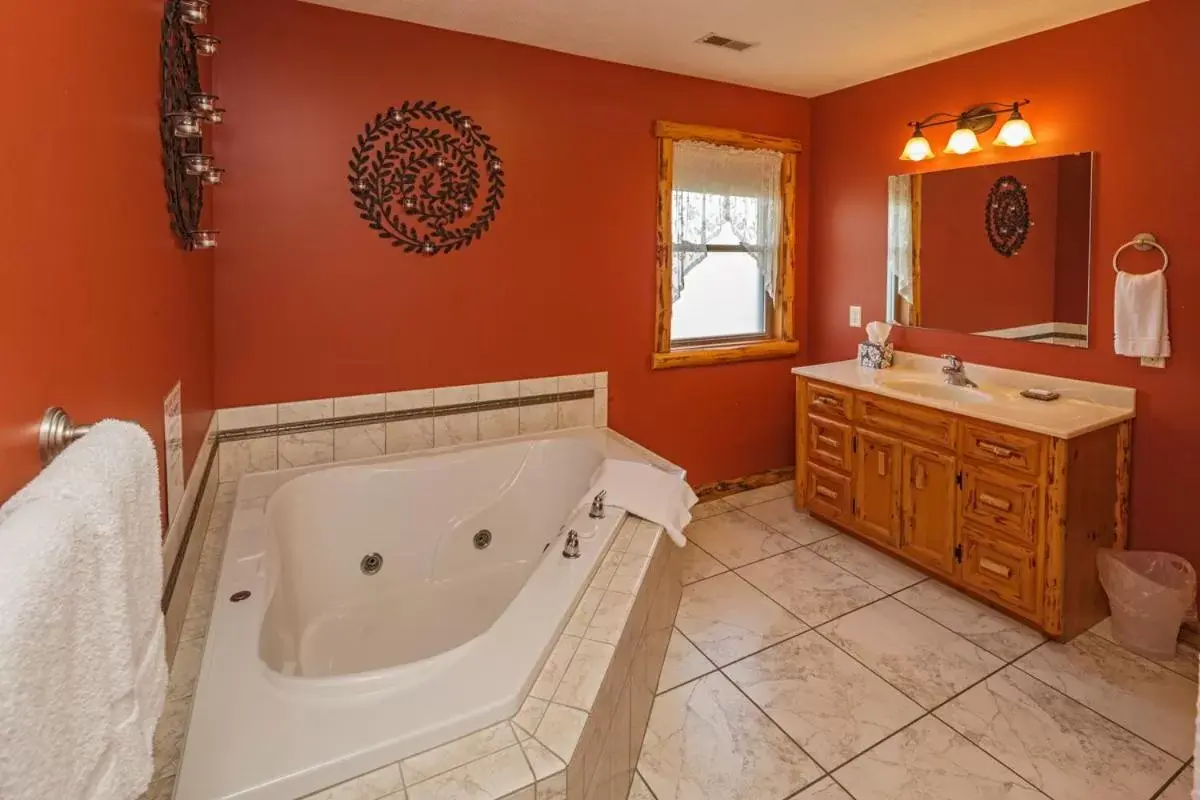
[886,153,1093,348]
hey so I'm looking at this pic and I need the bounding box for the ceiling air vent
[697,33,757,52]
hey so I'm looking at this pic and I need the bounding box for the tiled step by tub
[214,372,609,484]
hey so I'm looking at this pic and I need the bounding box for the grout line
[1148,762,1190,800]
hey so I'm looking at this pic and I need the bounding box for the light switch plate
[1140,356,1166,368]
[849,305,862,328]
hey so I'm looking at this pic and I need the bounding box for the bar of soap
[1020,388,1060,402]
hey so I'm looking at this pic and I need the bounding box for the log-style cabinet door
[901,443,958,575]
[854,429,903,546]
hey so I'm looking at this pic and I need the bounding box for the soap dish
[1020,388,1060,402]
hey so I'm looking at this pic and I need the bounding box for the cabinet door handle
[816,486,838,500]
[817,435,839,448]
[978,440,1016,459]
[978,492,1012,512]
[915,463,926,490]
[814,396,838,407]
[877,451,887,476]
[980,557,1012,579]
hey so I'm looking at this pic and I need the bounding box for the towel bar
[39,407,92,465]
[1113,232,1169,274]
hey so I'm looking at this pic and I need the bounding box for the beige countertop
[792,353,1135,439]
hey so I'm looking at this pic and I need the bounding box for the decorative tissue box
[858,341,894,369]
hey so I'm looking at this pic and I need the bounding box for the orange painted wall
[920,159,1059,333]
[810,0,1200,565]
[0,2,215,506]
[212,0,810,485]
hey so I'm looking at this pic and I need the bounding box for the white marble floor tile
[724,632,923,770]
[808,535,926,594]
[740,497,840,545]
[658,629,715,693]
[723,481,794,509]
[679,544,727,585]
[406,744,533,800]
[895,580,1045,662]
[638,672,821,800]
[737,549,883,627]
[791,777,853,799]
[936,667,1181,800]
[675,572,805,666]
[1158,766,1193,800]
[1090,617,1199,681]
[684,511,800,569]
[690,498,734,521]
[1014,632,1197,760]
[833,716,1043,800]
[628,772,655,800]
[818,599,1003,708]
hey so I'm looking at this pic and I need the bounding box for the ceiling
[300,0,1145,97]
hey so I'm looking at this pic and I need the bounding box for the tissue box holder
[858,341,894,369]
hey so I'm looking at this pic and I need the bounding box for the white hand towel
[1114,269,1171,358]
[0,421,166,800]
[587,458,698,547]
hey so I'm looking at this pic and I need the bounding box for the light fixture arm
[908,99,1030,131]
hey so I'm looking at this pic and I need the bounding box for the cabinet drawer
[855,393,958,450]
[808,415,852,473]
[960,526,1040,617]
[806,462,852,521]
[807,381,852,420]
[960,421,1044,477]
[960,464,1040,545]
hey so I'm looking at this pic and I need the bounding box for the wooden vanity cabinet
[796,377,1131,640]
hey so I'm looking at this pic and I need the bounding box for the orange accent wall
[810,0,1200,564]
[919,159,1059,333]
[0,4,215,507]
[212,0,810,486]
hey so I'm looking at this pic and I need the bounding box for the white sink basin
[879,378,993,404]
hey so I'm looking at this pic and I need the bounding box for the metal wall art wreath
[348,101,505,255]
[985,175,1032,258]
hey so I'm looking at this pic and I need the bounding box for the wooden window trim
[653,121,799,370]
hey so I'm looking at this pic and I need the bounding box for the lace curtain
[887,175,914,303]
[672,140,783,302]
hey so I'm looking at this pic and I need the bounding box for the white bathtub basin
[175,428,673,800]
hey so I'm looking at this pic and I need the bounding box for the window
[653,121,800,369]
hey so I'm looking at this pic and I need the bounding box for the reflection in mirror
[886,153,1093,348]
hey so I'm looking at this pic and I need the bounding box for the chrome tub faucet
[563,530,581,559]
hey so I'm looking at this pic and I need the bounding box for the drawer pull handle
[817,435,840,448]
[915,464,926,490]
[814,396,838,406]
[978,441,1016,459]
[980,557,1012,579]
[816,486,838,500]
[979,492,1012,512]
[877,452,887,477]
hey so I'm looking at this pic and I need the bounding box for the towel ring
[1113,233,1169,274]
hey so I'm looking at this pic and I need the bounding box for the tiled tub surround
[162,425,680,800]
[215,372,609,484]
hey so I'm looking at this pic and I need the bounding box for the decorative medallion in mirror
[886,153,1094,349]
[348,101,506,255]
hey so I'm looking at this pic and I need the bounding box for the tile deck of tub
[149,478,1199,800]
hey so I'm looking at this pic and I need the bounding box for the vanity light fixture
[900,100,1034,161]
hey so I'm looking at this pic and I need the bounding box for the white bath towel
[1114,269,1171,358]
[588,458,697,547]
[0,421,166,800]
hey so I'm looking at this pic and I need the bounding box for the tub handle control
[589,490,607,519]
[563,530,581,559]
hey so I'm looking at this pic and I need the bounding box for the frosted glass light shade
[945,127,981,155]
[900,133,934,161]
[995,116,1036,147]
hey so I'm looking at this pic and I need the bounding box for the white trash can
[1096,549,1196,660]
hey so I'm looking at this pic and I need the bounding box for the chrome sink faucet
[941,354,978,388]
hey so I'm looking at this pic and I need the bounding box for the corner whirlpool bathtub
[175,429,664,800]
